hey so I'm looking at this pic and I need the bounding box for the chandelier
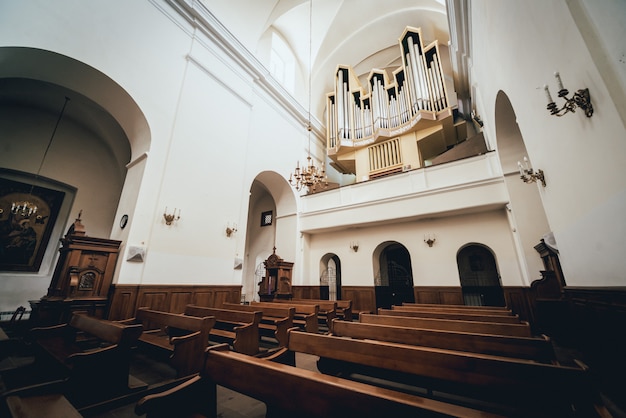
[11,97,69,219]
[289,0,328,193]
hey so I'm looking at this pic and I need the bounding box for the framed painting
[0,177,65,272]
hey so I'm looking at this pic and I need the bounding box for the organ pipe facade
[326,27,464,181]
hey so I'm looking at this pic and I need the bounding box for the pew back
[132,308,215,377]
[362,313,533,337]
[331,319,556,363]
[281,330,603,417]
[136,344,506,418]
[385,307,523,323]
[251,301,319,333]
[183,305,261,355]
[222,302,294,347]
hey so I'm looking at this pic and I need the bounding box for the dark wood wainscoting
[107,284,242,320]
[292,286,321,299]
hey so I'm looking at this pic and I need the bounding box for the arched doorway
[457,244,505,306]
[320,254,341,300]
[374,242,415,309]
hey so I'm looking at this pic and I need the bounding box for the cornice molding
[160,0,326,146]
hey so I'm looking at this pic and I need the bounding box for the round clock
[120,214,129,229]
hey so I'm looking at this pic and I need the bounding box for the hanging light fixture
[289,0,328,193]
[11,97,70,218]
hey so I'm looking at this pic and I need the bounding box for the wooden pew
[272,299,337,330]
[251,301,319,333]
[360,313,533,337]
[118,307,215,377]
[399,304,515,316]
[222,302,294,347]
[401,302,512,314]
[330,319,557,363]
[268,329,609,418]
[183,305,261,355]
[381,307,524,324]
[135,343,506,418]
[2,313,144,414]
[294,298,352,321]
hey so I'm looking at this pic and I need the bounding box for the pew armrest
[135,374,215,418]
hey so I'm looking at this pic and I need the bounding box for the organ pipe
[327,27,449,145]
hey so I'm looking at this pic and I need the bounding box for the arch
[320,253,342,301]
[0,47,150,160]
[372,241,415,309]
[456,243,505,307]
[242,171,298,302]
[0,47,149,309]
[494,90,551,286]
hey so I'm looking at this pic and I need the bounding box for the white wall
[306,210,521,288]
[470,1,626,286]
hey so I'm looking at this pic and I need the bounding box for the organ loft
[326,27,486,181]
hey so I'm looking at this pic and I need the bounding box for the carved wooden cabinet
[30,214,121,325]
[258,248,293,302]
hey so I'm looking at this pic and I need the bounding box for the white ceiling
[202,0,452,114]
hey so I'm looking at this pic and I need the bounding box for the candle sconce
[163,207,180,225]
[424,234,436,247]
[518,157,546,187]
[349,242,359,252]
[544,72,593,117]
[226,223,237,237]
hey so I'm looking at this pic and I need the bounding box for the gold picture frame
[0,177,65,272]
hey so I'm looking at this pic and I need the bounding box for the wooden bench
[135,343,506,418]
[251,301,319,333]
[273,298,343,328]
[183,305,261,355]
[269,329,609,417]
[289,298,352,321]
[331,319,557,363]
[401,302,512,313]
[386,307,524,323]
[360,313,533,337]
[222,302,294,347]
[2,313,144,414]
[118,307,215,377]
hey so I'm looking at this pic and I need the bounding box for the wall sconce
[226,223,237,237]
[349,242,359,252]
[544,72,593,117]
[424,234,436,247]
[517,156,546,187]
[163,207,180,225]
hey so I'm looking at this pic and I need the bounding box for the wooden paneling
[107,285,241,320]
[342,286,376,314]
[292,286,321,300]
[413,287,463,305]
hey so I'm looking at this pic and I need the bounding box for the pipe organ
[327,27,458,180]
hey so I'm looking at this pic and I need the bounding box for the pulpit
[258,248,293,302]
[29,212,121,325]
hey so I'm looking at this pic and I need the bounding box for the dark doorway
[375,243,415,308]
[457,244,505,306]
